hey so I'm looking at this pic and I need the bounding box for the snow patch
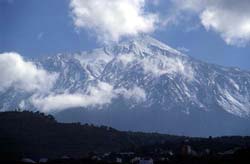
[217,86,250,117]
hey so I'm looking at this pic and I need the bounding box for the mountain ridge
[1,36,250,136]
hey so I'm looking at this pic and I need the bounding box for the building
[139,158,154,164]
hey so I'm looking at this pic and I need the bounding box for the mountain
[1,36,250,136]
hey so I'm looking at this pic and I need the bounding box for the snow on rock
[1,36,250,119]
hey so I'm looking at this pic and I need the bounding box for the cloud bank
[0,52,146,113]
[173,0,250,46]
[0,52,57,93]
[70,0,158,42]
[31,81,116,112]
[31,81,146,112]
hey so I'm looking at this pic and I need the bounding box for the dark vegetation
[0,111,182,159]
[0,111,250,164]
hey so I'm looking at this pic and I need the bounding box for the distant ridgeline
[0,111,250,160]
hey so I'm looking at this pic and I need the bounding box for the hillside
[0,111,183,159]
[1,111,250,162]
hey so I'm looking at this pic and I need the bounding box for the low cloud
[141,55,194,80]
[0,52,146,113]
[0,52,57,93]
[69,0,158,43]
[31,81,146,112]
[0,51,194,113]
[118,86,146,102]
[117,53,194,80]
[31,81,115,112]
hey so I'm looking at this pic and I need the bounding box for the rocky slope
[1,36,250,136]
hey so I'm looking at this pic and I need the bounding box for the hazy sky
[1,0,250,70]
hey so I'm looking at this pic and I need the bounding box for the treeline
[0,111,178,159]
[0,111,250,160]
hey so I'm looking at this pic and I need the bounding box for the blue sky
[1,0,250,70]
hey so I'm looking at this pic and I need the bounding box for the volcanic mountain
[1,36,250,136]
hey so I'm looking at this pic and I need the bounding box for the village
[18,139,250,164]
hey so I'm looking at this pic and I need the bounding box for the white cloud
[31,81,116,112]
[0,53,146,112]
[177,47,190,53]
[74,51,114,78]
[117,53,136,65]
[70,0,158,42]
[0,52,57,93]
[117,53,194,80]
[117,86,146,102]
[0,52,192,112]
[172,0,250,46]
[120,86,146,102]
[31,81,146,112]
[141,55,194,80]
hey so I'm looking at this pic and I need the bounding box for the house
[61,155,70,159]
[139,158,154,164]
[168,150,174,156]
[91,155,102,161]
[103,152,111,157]
[181,139,198,156]
[39,158,48,163]
[21,158,37,163]
[119,152,135,156]
[203,148,211,155]
[181,144,192,155]
[159,157,169,162]
[116,157,122,163]
[131,157,141,163]
[218,147,241,155]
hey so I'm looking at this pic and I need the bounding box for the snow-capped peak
[103,35,186,59]
[127,35,183,55]
[1,36,250,121]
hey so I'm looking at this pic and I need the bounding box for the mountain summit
[1,36,250,136]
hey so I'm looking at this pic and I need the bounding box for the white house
[139,158,154,164]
